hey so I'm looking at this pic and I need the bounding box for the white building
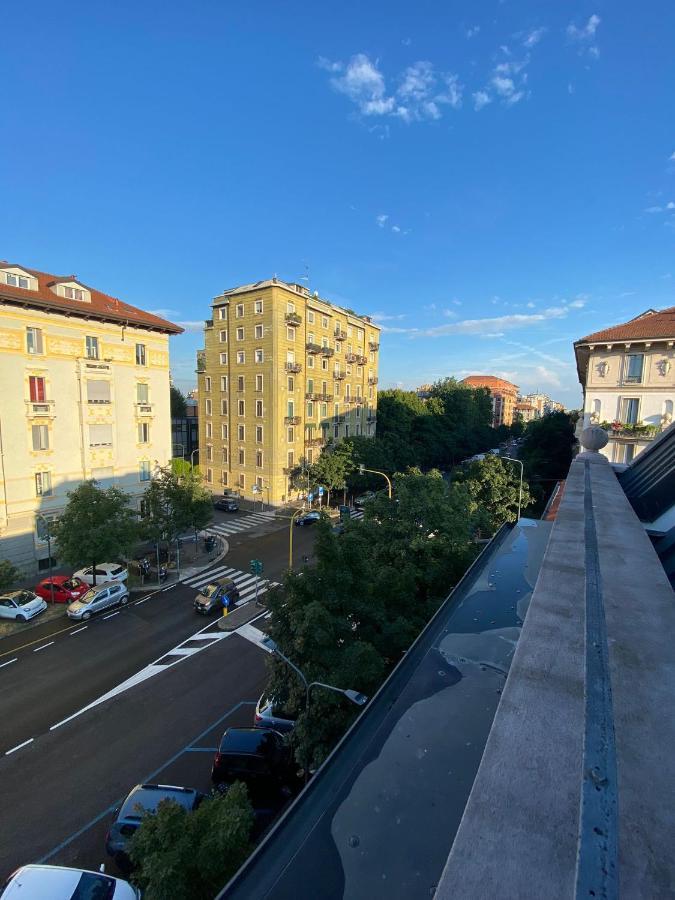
[0,261,182,573]
[574,306,675,464]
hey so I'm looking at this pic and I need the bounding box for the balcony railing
[306,342,322,354]
[135,403,154,416]
[284,415,301,425]
[306,437,324,447]
[285,362,302,373]
[333,371,346,380]
[320,346,335,357]
[345,352,359,363]
[368,376,379,385]
[334,328,347,341]
[283,466,295,475]
[285,312,302,326]
[368,341,380,352]
[25,401,55,417]
[306,391,321,401]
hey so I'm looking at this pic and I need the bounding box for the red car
[34,576,89,604]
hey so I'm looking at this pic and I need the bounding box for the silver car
[67,582,129,620]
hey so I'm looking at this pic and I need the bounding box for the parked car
[214,497,239,512]
[0,590,47,623]
[105,783,204,870]
[73,563,128,586]
[194,578,240,614]
[67,582,129,620]
[0,864,139,899]
[34,576,88,604]
[211,728,300,804]
[294,511,321,526]
[354,491,376,507]
[254,693,297,734]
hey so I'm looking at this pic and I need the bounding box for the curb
[216,601,268,632]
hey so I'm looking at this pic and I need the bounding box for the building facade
[514,402,537,423]
[0,261,181,573]
[574,306,675,464]
[461,376,519,427]
[197,278,380,505]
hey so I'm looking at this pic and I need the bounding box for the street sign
[339,504,350,522]
[308,492,314,502]
[252,484,260,493]
[250,559,264,576]
[318,486,324,497]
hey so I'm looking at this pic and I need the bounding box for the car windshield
[111,566,125,575]
[202,583,220,599]
[70,872,116,900]
[16,592,36,606]
[79,590,98,605]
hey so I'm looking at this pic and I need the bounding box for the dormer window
[64,286,85,301]
[7,272,29,288]
[2,267,36,290]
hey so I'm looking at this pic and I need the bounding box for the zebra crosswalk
[182,564,281,608]
[350,508,364,520]
[205,510,277,538]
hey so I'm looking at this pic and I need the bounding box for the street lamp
[190,448,199,470]
[501,455,524,522]
[288,506,306,570]
[358,464,392,499]
[35,514,54,604]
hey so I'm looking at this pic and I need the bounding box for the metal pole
[289,507,305,570]
[47,530,54,604]
[254,572,259,606]
[360,466,392,499]
[156,541,161,588]
[176,538,180,579]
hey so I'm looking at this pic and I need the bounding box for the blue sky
[2,0,674,407]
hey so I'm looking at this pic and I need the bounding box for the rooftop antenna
[299,261,310,292]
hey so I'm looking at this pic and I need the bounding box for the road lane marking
[70,626,88,635]
[33,641,55,652]
[5,738,34,755]
[184,747,219,752]
[134,597,150,605]
[0,657,18,668]
[102,612,119,620]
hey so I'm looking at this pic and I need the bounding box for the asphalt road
[0,511,318,880]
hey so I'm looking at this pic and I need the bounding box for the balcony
[285,362,302,373]
[135,403,154,417]
[334,328,347,341]
[344,396,364,405]
[599,421,658,440]
[320,346,335,358]
[285,312,302,326]
[305,392,321,401]
[282,466,295,475]
[284,415,301,425]
[25,400,55,418]
[306,342,322,354]
[318,393,333,402]
[345,352,359,364]
[196,350,206,373]
[333,370,346,380]
[368,376,379,385]
[369,341,380,352]
[305,437,324,447]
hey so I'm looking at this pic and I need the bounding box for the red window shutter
[29,376,45,403]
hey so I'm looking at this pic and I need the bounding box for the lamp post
[190,448,199,470]
[501,456,524,522]
[289,506,306,570]
[35,514,54,604]
[358,464,392,499]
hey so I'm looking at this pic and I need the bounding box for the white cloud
[568,299,586,308]
[330,54,394,116]
[526,301,536,308]
[668,201,675,209]
[523,27,546,48]
[391,225,401,233]
[317,56,343,73]
[645,202,675,214]
[421,299,585,338]
[370,311,406,321]
[670,152,675,161]
[175,320,206,333]
[443,309,458,318]
[376,213,389,228]
[465,25,480,39]
[149,307,180,318]
[452,299,462,306]
[567,14,601,41]
[473,90,491,111]
[532,365,562,387]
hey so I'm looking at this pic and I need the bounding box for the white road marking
[235,623,273,651]
[33,641,55,652]
[70,626,88,635]
[0,658,18,668]
[5,738,34,755]
[103,612,119,620]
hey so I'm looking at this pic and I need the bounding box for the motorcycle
[135,557,168,583]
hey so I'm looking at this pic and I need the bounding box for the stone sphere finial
[580,425,609,452]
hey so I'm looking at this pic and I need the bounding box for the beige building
[574,306,675,463]
[0,261,181,573]
[460,375,519,427]
[514,402,537,423]
[197,278,380,505]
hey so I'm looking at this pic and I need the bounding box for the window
[368,386,373,399]
[238,472,245,488]
[255,324,264,339]
[357,366,363,376]
[204,376,211,392]
[307,356,314,369]
[626,354,644,383]
[308,332,315,345]
[205,399,212,415]
[221,375,228,391]
[238,448,245,465]
[137,383,149,403]
[219,351,228,365]
[236,304,244,318]
[87,380,111,404]
[334,424,339,438]
[256,425,263,442]
[620,398,639,425]
[35,471,52,496]
[236,327,245,341]
[255,348,264,363]
[206,422,212,438]
[221,399,228,415]
[64,285,84,300]
[7,272,30,288]
[206,445,213,462]
[254,299,263,314]
[237,375,245,391]
[335,341,341,354]
[221,423,228,439]
[85,336,99,359]
[139,460,151,482]
[256,450,263,467]
[89,424,113,447]
[288,376,294,391]
[222,470,229,486]
[256,476,264,490]
[238,425,245,441]
[345,384,351,398]
[26,327,43,355]
[207,468,213,484]
[218,307,227,320]
[222,447,229,463]
[135,343,146,366]
[307,449,314,463]
[369,352,374,364]
[347,326,353,337]
[255,374,263,391]
[287,427,295,443]
[29,376,46,403]
[32,423,49,450]
[307,378,314,393]
[321,403,328,418]
[237,351,245,364]
[287,301,295,313]
[307,401,314,417]
[287,400,295,417]
[287,327,295,341]
[220,330,228,343]
[255,400,263,417]
[238,399,245,416]
[321,358,328,371]
[308,310,315,324]
[322,316,328,329]
[357,328,364,343]
[137,422,150,443]
[287,450,294,468]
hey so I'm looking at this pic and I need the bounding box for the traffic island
[216,602,267,632]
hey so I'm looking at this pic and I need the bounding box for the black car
[211,728,300,805]
[294,511,321,526]
[105,783,203,869]
[214,497,239,512]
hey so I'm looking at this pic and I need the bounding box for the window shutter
[86,380,111,403]
[89,425,113,446]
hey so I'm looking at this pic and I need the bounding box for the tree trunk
[92,560,97,587]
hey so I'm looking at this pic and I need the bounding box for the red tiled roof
[577,307,675,344]
[461,375,519,394]
[0,261,182,334]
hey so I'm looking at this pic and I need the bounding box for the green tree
[0,560,21,592]
[52,481,138,585]
[170,383,187,418]
[453,455,533,534]
[307,440,355,501]
[129,783,254,900]
[141,466,213,549]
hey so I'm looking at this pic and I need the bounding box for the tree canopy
[170,383,187,418]
[0,560,21,592]
[140,466,213,548]
[453,454,534,534]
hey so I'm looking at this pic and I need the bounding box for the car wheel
[83,611,91,620]
[15,614,26,623]
[120,595,128,606]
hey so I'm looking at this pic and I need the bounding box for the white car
[0,864,139,898]
[0,591,47,623]
[73,563,128,586]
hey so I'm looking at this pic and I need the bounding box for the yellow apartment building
[0,261,182,573]
[197,278,381,505]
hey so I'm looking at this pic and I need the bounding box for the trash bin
[204,535,216,553]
